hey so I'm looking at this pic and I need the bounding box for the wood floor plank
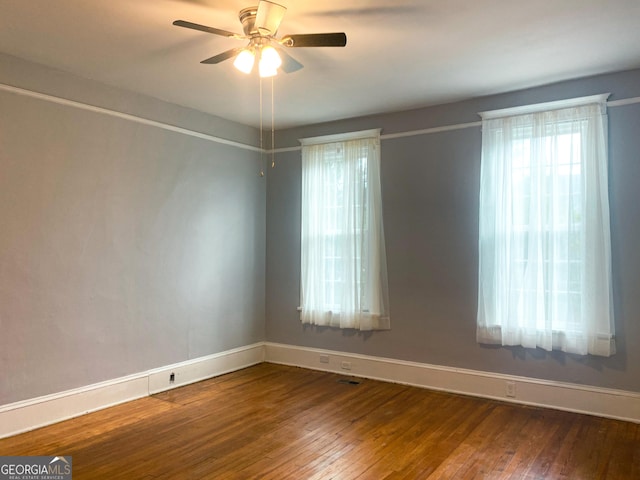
[1,363,638,479]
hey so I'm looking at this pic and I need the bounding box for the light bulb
[259,45,282,77]
[233,49,255,74]
[259,66,278,78]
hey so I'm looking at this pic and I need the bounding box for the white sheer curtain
[477,95,615,356]
[300,130,390,331]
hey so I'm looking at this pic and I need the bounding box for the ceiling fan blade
[281,33,347,48]
[200,47,244,64]
[275,48,303,73]
[255,0,287,36]
[173,20,241,39]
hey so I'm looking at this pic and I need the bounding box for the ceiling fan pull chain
[271,76,275,169]
[259,76,265,177]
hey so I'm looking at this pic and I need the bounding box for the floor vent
[337,379,361,385]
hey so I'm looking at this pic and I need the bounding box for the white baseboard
[3,341,638,439]
[147,343,265,394]
[264,342,640,424]
[0,343,265,439]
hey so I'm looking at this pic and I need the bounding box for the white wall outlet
[319,354,330,364]
[506,381,516,398]
[341,361,352,370]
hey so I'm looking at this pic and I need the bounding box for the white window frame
[299,129,390,331]
[477,94,615,356]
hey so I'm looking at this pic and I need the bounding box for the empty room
[1,1,639,478]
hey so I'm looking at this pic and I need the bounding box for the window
[300,129,390,331]
[477,95,615,356]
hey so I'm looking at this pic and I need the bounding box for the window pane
[477,101,614,356]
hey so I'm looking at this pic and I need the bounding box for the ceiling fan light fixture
[233,48,255,74]
[259,65,278,78]
[258,45,282,77]
[173,0,348,77]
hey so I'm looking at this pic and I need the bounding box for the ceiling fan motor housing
[239,7,259,36]
[172,0,346,72]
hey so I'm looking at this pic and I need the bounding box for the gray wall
[2,51,638,407]
[266,68,640,393]
[0,54,266,405]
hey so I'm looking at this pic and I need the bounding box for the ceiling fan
[172,0,347,77]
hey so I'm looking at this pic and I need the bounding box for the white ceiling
[1,0,639,129]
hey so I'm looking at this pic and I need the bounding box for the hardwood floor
[1,363,638,479]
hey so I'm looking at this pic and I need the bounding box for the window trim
[299,128,381,147]
[478,93,610,120]
[476,96,615,356]
[299,128,390,331]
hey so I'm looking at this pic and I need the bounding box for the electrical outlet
[319,354,330,364]
[341,361,352,371]
[506,381,516,398]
